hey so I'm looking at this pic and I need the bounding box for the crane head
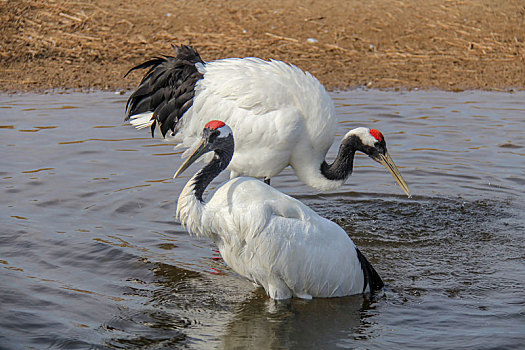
[174,120,234,178]
[344,127,411,198]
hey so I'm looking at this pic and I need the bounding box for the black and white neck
[192,142,233,202]
[175,121,234,239]
[175,121,235,202]
[293,127,386,191]
[321,127,385,181]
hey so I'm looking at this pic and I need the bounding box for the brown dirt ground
[1,0,524,93]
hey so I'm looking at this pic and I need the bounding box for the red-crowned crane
[125,45,410,196]
[175,120,384,299]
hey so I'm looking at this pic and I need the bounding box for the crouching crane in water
[175,120,384,300]
[126,45,410,196]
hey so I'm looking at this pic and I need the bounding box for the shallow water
[1,90,524,349]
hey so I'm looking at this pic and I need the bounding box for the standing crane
[126,45,410,196]
[174,120,384,300]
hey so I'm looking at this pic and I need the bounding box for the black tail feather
[355,247,384,293]
[124,45,205,138]
[123,57,166,79]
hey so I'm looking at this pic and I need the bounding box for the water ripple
[0,91,524,349]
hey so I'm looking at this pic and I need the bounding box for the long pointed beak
[375,152,411,198]
[173,138,209,178]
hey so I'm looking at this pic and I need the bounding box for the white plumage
[126,45,410,196]
[185,59,335,186]
[178,177,365,299]
[174,121,383,300]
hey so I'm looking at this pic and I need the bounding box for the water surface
[1,90,524,349]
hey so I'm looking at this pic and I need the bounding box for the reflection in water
[219,292,378,350]
[104,259,253,348]
[106,258,380,349]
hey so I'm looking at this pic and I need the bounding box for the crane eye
[375,143,386,155]
[208,130,219,143]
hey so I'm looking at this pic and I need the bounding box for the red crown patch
[370,128,384,142]
[205,120,226,130]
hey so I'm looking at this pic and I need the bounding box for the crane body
[175,121,384,300]
[126,45,410,196]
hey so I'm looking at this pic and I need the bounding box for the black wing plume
[125,45,205,138]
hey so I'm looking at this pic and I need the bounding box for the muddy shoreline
[1,0,524,92]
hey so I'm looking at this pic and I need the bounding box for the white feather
[151,58,341,190]
[127,55,409,195]
[129,112,154,130]
[176,176,366,300]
